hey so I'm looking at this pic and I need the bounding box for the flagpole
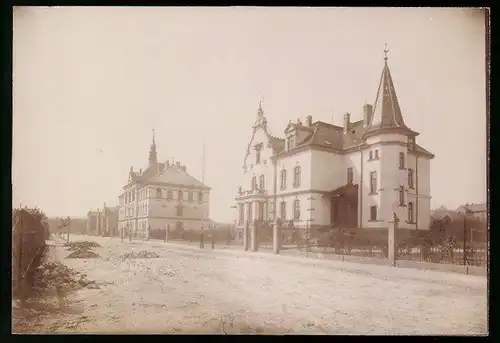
[201,143,206,236]
[202,142,205,184]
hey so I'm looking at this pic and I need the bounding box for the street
[13,234,488,335]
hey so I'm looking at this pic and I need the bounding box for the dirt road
[13,234,488,334]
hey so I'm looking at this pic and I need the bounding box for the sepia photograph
[12,6,488,335]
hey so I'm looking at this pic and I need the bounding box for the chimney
[180,165,187,172]
[363,104,374,128]
[176,161,181,167]
[306,115,313,127]
[343,112,351,134]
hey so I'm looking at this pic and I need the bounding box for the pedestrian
[210,231,215,249]
[163,227,167,242]
[200,228,204,249]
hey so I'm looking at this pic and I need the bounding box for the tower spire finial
[384,43,389,62]
[152,128,155,143]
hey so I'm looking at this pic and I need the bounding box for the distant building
[118,131,211,238]
[457,203,487,222]
[86,210,98,234]
[234,52,435,242]
[86,203,119,236]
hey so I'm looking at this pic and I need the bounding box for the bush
[12,207,49,299]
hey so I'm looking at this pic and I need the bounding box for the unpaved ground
[13,234,488,335]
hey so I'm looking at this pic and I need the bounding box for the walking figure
[200,228,204,249]
[210,231,215,249]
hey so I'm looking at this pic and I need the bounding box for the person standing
[200,228,204,249]
[210,230,215,249]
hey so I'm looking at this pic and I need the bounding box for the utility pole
[200,143,206,240]
[463,214,467,266]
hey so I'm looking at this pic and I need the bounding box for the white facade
[118,134,210,238]
[234,57,434,235]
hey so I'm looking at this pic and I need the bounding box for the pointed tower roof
[365,45,417,138]
[148,128,158,166]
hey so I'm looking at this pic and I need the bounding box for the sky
[12,7,487,222]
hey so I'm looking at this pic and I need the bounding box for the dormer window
[287,135,296,151]
[408,137,415,151]
[256,149,261,164]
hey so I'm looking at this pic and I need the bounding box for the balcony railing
[237,188,268,197]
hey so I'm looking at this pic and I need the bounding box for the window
[248,202,253,222]
[369,151,373,160]
[198,192,203,202]
[258,202,264,221]
[332,203,339,222]
[294,166,301,188]
[281,169,287,190]
[370,206,378,221]
[251,176,257,191]
[156,188,162,198]
[370,171,377,194]
[375,149,379,159]
[399,186,405,206]
[399,152,405,169]
[188,191,193,201]
[256,148,261,164]
[132,191,135,201]
[177,205,183,217]
[259,175,265,191]
[347,167,353,184]
[349,203,356,213]
[167,189,173,200]
[178,190,183,201]
[280,202,287,220]
[408,137,415,151]
[408,202,414,222]
[293,199,300,220]
[408,169,414,188]
[287,136,295,151]
[238,204,244,224]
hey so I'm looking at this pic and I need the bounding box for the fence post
[388,212,399,267]
[272,220,281,254]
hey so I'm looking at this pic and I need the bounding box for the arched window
[251,176,257,191]
[198,191,203,202]
[294,166,301,188]
[156,188,162,198]
[167,189,173,200]
[177,205,183,217]
[178,190,183,200]
[259,175,265,191]
[281,169,287,190]
[188,191,193,201]
[294,199,300,220]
